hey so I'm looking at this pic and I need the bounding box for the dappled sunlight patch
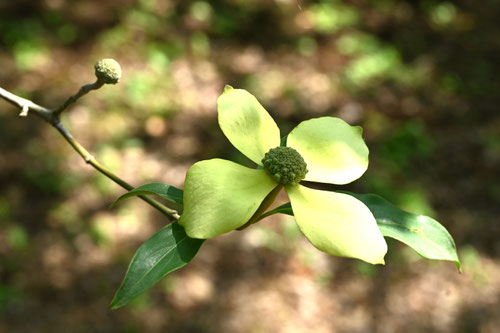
[167,135,200,158]
[90,209,155,245]
[227,46,264,74]
[383,260,500,332]
[42,241,73,289]
[241,216,286,252]
[48,201,82,229]
[73,233,113,272]
[241,59,339,115]
[157,162,191,188]
[166,272,214,309]
[144,115,167,137]
[2,0,497,330]
[295,240,331,275]
[171,59,222,116]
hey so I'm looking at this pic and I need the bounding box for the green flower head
[94,58,122,84]
[179,86,387,264]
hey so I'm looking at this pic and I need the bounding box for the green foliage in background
[2,1,498,328]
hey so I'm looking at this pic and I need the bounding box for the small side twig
[0,59,180,221]
[53,80,104,117]
[0,87,53,120]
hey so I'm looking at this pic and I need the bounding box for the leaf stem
[0,85,180,221]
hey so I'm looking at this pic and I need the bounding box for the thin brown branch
[0,85,180,221]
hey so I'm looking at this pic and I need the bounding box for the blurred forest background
[1,0,499,332]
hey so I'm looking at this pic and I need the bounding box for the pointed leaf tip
[110,223,204,309]
[223,85,234,93]
[344,192,461,271]
[248,192,460,270]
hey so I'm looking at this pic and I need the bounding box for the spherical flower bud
[262,146,308,186]
[94,58,122,84]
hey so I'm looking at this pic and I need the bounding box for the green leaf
[259,193,461,270]
[112,182,184,207]
[110,223,204,309]
[347,192,461,271]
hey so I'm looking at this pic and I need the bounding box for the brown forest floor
[1,1,500,332]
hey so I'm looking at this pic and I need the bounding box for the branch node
[85,155,95,163]
[19,104,29,117]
